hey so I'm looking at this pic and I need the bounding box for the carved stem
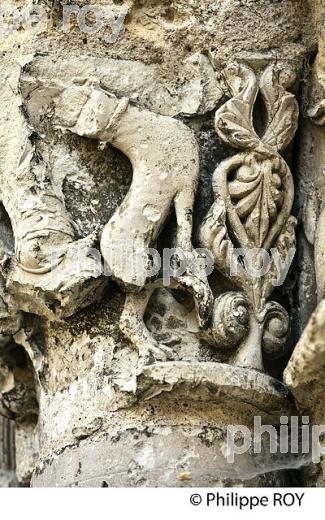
[231,312,264,371]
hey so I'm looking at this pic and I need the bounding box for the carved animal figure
[56,85,212,362]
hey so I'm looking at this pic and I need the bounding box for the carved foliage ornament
[200,63,298,371]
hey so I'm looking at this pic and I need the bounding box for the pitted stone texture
[138,362,295,418]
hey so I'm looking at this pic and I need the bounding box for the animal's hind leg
[173,191,213,328]
[120,285,174,367]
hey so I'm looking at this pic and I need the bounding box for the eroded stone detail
[0,76,106,319]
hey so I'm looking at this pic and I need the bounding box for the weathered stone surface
[32,362,299,487]
[285,300,325,413]
[284,301,325,486]
[0,0,324,489]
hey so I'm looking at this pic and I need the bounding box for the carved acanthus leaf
[229,156,285,248]
[215,64,260,151]
[260,66,299,152]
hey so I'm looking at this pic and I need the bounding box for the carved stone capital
[0,0,320,489]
